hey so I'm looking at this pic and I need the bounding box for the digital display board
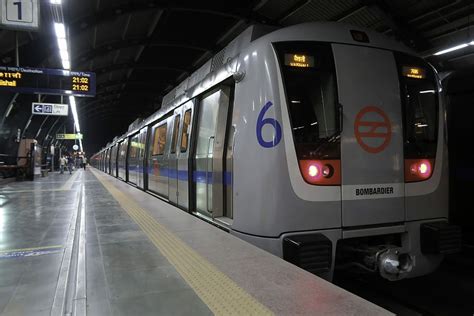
[0,66,96,97]
[402,66,426,79]
[284,54,315,68]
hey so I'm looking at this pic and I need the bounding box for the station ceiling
[0,0,473,154]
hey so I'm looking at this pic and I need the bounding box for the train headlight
[322,164,334,178]
[308,165,319,177]
[418,162,429,175]
[405,159,434,182]
[298,160,340,185]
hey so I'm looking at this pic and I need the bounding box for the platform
[0,169,390,315]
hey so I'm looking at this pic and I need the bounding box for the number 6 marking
[256,101,282,148]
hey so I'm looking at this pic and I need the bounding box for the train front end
[277,25,462,281]
[233,23,461,281]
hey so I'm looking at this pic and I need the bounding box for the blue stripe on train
[127,165,232,185]
[143,167,231,185]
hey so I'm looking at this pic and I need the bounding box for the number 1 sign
[1,0,39,31]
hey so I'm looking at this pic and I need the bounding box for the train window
[152,123,167,155]
[130,135,139,158]
[274,42,340,159]
[180,110,192,152]
[171,115,181,154]
[119,140,128,161]
[395,53,438,158]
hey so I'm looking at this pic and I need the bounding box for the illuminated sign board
[284,54,315,68]
[402,66,426,79]
[0,66,96,97]
[0,0,40,31]
[57,133,83,140]
[32,102,68,116]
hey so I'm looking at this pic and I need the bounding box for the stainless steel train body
[92,22,460,281]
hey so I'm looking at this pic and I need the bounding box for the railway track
[334,251,474,316]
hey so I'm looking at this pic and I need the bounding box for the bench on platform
[0,165,28,180]
[0,154,29,180]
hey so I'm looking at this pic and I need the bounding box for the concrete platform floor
[0,170,211,315]
[0,169,390,315]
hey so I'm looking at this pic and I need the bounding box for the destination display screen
[402,66,426,79]
[0,66,96,97]
[284,54,315,68]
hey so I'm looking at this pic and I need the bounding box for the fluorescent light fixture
[59,49,69,61]
[79,139,83,152]
[419,90,435,94]
[434,43,469,56]
[69,96,81,132]
[57,38,67,51]
[54,23,65,38]
[50,0,61,4]
[62,59,70,69]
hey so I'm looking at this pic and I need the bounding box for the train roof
[100,22,414,152]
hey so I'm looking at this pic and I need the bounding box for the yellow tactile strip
[92,169,273,316]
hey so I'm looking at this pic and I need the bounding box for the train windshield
[395,53,438,158]
[274,42,340,160]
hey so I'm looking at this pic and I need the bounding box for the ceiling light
[62,59,70,70]
[69,96,81,132]
[434,43,469,56]
[57,38,67,51]
[54,23,66,38]
[59,50,69,61]
[50,0,61,4]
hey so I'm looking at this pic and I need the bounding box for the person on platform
[83,157,87,170]
[59,156,67,174]
[67,155,74,174]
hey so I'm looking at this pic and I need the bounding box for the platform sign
[0,0,39,31]
[0,66,96,97]
[32,102,68,116]
[57,133,83,140]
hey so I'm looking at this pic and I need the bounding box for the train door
[118,139,128,180]
[104,149,109,173]
[128,133,139,185]
[192,87,231,218]
[333,44,405,227]
[168,109,182,205]
[105,149,109,173]
[111,144,118,177]
[148,118,171,198]
[177,101,194,210]
[137,127,148,189]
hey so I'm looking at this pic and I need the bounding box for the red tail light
[298,160,341,185]
[405,159,434,182]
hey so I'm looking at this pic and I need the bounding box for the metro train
[91,22,461,281]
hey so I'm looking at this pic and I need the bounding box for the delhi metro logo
[354,106,392,154]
